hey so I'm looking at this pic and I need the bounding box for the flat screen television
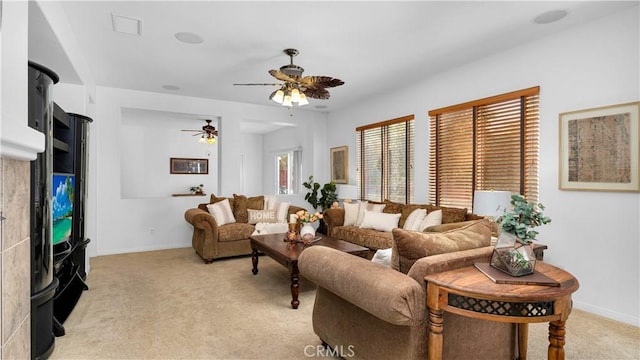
[52,173,74,246]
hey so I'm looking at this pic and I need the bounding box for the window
[428,87,540,210]
[357,115,414,203]
[276,149,301,195]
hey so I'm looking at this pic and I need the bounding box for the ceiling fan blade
[181,130,202,132]
[303,87,331,100]
[300,76,345,89]
[233,83,281,86]
[269,69,297,83]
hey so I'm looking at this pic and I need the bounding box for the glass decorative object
[490,232,536,277]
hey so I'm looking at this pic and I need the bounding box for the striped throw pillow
[206,198,236,225]
[403,208,427,231]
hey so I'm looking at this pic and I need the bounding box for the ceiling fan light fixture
[282,94,293,107]
[272,89,285,103]
[291,88,301,102]
[207,136,216,144]
[298,93,309,106]
[199,135,206,144]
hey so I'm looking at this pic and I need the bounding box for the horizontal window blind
[357,115,414,203]
[429,87,540,210]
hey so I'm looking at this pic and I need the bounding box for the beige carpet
[50,247,639,360]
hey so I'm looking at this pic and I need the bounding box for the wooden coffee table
[251,233,368,309]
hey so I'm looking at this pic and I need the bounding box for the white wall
[327,8,640,326]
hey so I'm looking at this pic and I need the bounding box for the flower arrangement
[294,209,323,224]
[189,184,204,194]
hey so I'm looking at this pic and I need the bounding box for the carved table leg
[427,308,444,360]
[251,248,259,275]
[518,323,529,360]
[548,320,566,360]
[290,262,300,309]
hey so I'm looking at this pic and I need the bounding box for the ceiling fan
[233,48,344,106]
[181,119,218,144]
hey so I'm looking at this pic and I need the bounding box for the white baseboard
[573,300,639,327]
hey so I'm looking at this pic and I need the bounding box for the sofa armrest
[299,246,424,327]
[322,208,345,236]
[406,246,494,290]
[185,208,219,231]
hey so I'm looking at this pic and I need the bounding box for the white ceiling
[28,1,637,128]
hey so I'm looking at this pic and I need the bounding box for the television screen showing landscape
[52,173,74,245]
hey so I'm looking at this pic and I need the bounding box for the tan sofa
[323,200,483,252]
[184,194,305,263]
[298,219,517,360]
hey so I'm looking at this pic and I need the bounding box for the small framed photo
[330,146,348,184]
[170,158,209,174]
[559,101,639,192]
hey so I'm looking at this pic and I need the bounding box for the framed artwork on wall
[170,158,209,174]
[330,146,348,184]
[559,101,639,192]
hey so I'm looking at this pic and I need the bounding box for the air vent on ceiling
[111,13,142,36]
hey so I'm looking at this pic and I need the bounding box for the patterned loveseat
[184,194,305,263]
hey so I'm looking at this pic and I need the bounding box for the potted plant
[302,176,337,211]
[491,194,551,276]
[190,184,204,195]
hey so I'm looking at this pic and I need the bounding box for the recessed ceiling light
[534,9,568,25]
[175,32,204,44]
[162,85,180,91]
[111,13,143,36]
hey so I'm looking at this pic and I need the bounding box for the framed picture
[330,146,348,184]
[559,101,639,192]
[170,158,209,174]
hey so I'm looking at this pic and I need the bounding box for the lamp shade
[473,190,511,218]
[337,185,358,200]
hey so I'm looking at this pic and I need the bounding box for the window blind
[429,87,540,210]
[357,115,414,203]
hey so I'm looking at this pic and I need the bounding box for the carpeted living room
[2,1,639,359]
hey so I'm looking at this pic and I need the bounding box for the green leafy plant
[190,184,204,194]
[302,176,337,211]
[498,194,551,244]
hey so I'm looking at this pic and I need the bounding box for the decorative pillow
[399,204,429,228]
[391,219,491,273]
[233,194,264,223]
[252,222,288,236]
[367,203,386,213]
[419,210,442,231]
[371,248,392,267]
[354,201,369,226]
[343,202,360,226]
[247,209,277,224]
[426,205,468,224]
[201,194,234,212]
[206,199,236,226]
[263,195,279,210]
[275,201,290,223]
[403,208,427,231]
[359,210,401,232]
[383,200,405,215]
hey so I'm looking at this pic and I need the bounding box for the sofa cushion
[275,201,291,223]
[383,200,405,215]
[217,223,255,242]
[426,205,468,224]
[233,194,265,223]
[360,211,401,232]
[247,209,277,224]
[332,225,394,250]
[206,198,236,226]
[343,202,360,226]
[419,209,442,231]
[391,219,491,273]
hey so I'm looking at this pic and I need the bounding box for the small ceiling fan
[181,119,218,144]
[233,48,344,107]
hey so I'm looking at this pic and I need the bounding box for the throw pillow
[426,205,468,224]
[354,201,369,227]
[206,199,236,226]
[233,194,264,223]
[263,195,279,210]
[343,202,360,226]
[275,201,290,223]
[359,210,401,232]
[383,199,405,215]
[391,219,491,273]
[367,203,386,213]
[419,209,442,231]
[371,248,392,267]
[247,209,278,224]
[402,208,427,231]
